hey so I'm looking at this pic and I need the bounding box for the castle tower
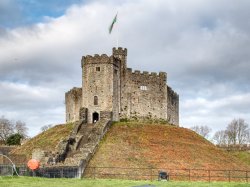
[81,53,120,123]
[112,47,127,72]
[65,87,82,123]
[112,47,127,119]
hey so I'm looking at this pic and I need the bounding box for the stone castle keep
[65,47,179,125]
[26,47,180,173]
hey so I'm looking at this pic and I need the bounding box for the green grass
[0,177,249,187]
[230,151,250,166]
[11,123,74,158]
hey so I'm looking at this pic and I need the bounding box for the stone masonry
[65,47,179,125]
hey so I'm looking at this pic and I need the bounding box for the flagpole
[116,12,119,48]
[116,31,118,48]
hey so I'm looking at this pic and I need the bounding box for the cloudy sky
[0,0,250,137]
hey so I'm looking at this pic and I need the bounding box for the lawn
[0,177,249,187]
[230,151,250,166]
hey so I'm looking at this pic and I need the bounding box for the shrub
[6,133,23,145]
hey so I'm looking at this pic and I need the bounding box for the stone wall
[120,69,168,121]
[167,86,179,125]
[79,107,88,123]
[100,111,113,121]
[65,87,82,122]
[32,148,45,162]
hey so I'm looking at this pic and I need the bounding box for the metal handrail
[0,153,19,176]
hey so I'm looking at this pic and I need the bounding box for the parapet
[150,72,157,76]
[81,54,110,66]
[167,86,179,99]
[159,72,167,77]
[159,72,167,81]
[65,87,82,100]
[134,70,140,74]
[127,68,132,73]
[66,87,81,92]
[127,68,167,82]
[66,87,82,95]
[112,47,127,56]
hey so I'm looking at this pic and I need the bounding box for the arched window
[94,96,98,105]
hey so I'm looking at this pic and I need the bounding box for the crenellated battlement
[167,86,179,100]
[112,47,127,56]
[127,68,132,73]
[126,68,167,81]
[66,87,82,96]
[81,54,110,66]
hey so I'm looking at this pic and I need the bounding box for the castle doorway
[92,112,99,123]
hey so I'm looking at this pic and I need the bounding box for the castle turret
[112,47,127,76]
[112,47,127,54]
[65,87,82,123]
[112,47,127,118]
[112,47,127,60]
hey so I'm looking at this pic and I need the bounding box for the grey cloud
[1,0,250,136]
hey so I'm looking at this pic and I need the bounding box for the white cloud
[181,92,250,132]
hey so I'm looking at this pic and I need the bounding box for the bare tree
[213,130,229,145]
[226,118,249,145]
[190,125,212,139]
[0,116,14,141]
[40,124,53,132]
[15,120,28,138]
[190,125,200,135]
[247,132,250,144]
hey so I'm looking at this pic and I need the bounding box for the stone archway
[92,112,99,123]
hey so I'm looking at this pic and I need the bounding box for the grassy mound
[11,123,74,159]
[230,151,250,167]
[87,122,249,170]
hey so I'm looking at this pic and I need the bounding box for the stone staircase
[54,119,111,175]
